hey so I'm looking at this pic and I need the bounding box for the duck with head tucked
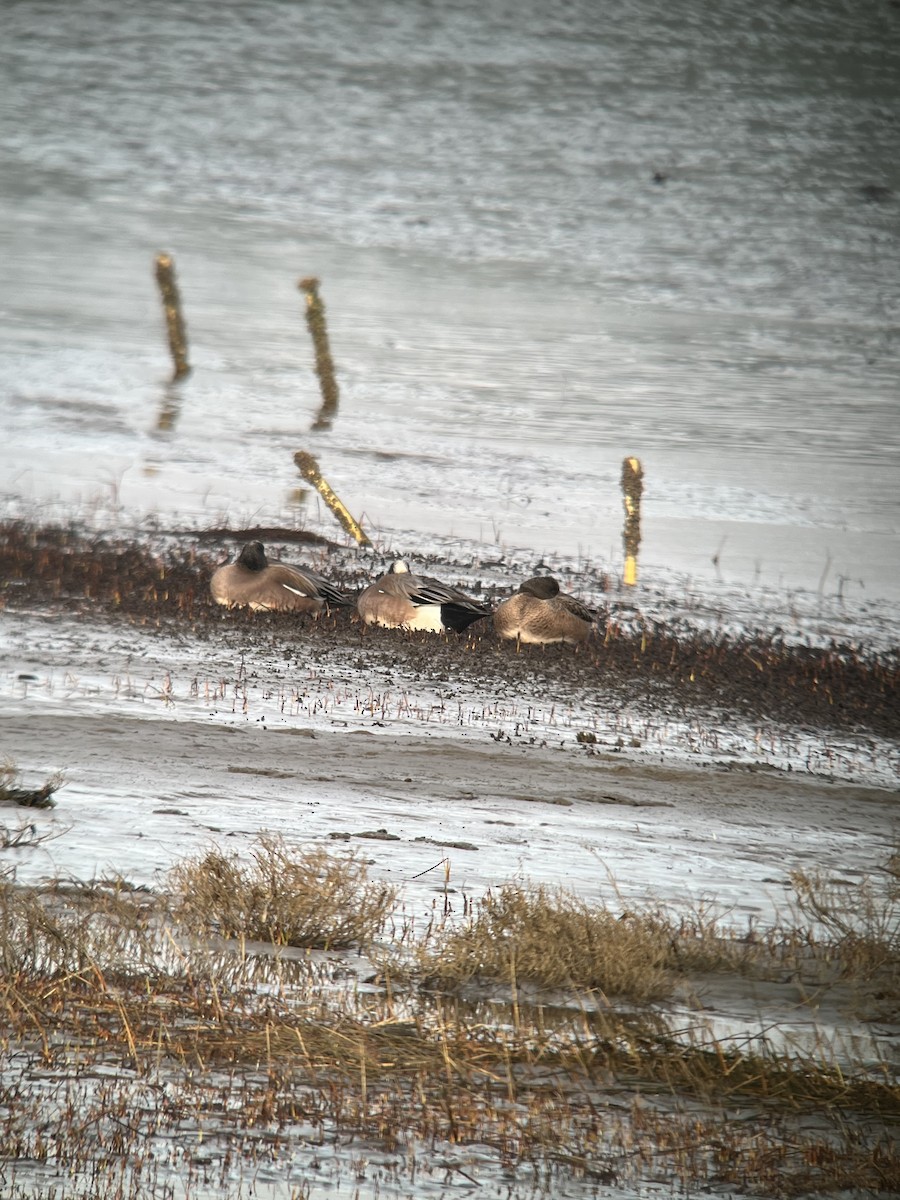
[357,560,489,633]
[210,541,353,614]
[494,575,600,645]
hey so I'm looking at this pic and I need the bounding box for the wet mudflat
[3,519,898,744]
[1,521,898,1199]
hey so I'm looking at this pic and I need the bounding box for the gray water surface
[1,0,898,608]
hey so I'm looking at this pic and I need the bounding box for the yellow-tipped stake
[293,450,371,547]
[154,253,191,381]
[621,456,643,586]
[298,276,339,431]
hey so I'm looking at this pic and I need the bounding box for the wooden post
[154,253,190,381]
[621,456,643,586]
[294,451,371,547]
[298,276,339,430]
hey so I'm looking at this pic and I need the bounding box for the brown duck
[493,576,599,644]
[210,541,352,614]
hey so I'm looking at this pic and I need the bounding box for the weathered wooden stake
[299,276,339,430]
[154,253,191,381]
[621,456,643,586]
[294,450,371,547]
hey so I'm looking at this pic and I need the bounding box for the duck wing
[558,593,601,625]
[404,574,488,615]
[278,565,354,607]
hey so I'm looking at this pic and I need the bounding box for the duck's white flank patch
[403,604,447,632]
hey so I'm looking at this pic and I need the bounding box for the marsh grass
[415,882,672,1000]
[790,866,900,970]
[0,760,63,809]
[0,820,64,854]
[0,877,158,980]
[2,851,899,1198]
[410,876,874,999]
[409,868,900,1053]
[168,834,397,950]
[789,865,900,1020]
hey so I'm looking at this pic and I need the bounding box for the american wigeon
[210,541,352,614]
[493,576,599,645]
[357,560,489,633]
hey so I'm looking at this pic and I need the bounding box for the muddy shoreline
[3,516,898,920]
[2,520,898,744]
[4,708,896,916]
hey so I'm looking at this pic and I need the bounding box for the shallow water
[1,0,898,613]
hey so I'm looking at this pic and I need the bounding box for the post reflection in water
[621,456,643,586]
[155,385,182,434]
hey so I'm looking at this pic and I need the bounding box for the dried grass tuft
[0,759,63,809]
[789,866,900,1019]
[417,882,672,1000]
[169,834,396,950]
[0,878,156,979]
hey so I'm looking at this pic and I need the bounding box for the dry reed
[0,760,63,809]
[2,862,898,1198]
[168,835,396,949]
[416,882,672,1000]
